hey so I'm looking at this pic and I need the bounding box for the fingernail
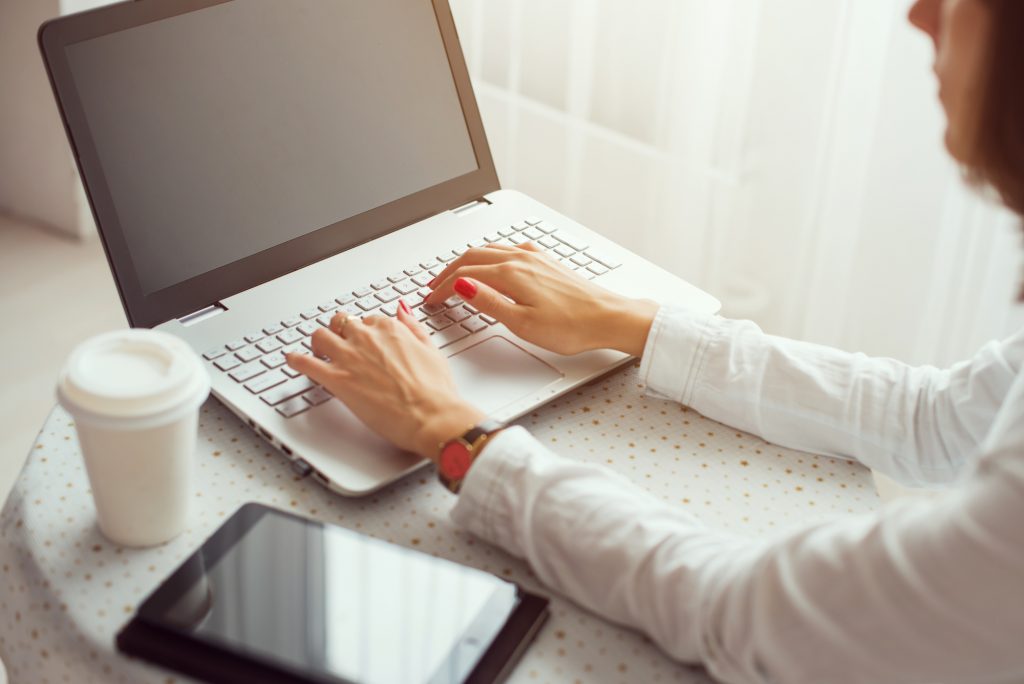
[428,277,438,288]
[454,277,477,299]
[399,299,411,315]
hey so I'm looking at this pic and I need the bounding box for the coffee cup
[57,329,210,547]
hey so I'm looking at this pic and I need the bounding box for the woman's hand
[425,243,659,356]
[285,305,484,461]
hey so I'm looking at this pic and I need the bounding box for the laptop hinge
[452,197,491,216]
[178,302,228,326]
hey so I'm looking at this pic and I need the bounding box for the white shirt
[450,306,1024,684]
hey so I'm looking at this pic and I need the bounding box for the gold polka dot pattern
[0,364,880,682]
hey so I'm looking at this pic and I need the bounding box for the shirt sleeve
[639,306,1024,486]
[451,421,1024,684]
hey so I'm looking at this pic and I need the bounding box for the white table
[0,364,881,683]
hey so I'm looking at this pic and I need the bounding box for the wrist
[417,402,486,463]
[594,297,659,356]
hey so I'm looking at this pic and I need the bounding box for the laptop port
[281,444,293,456]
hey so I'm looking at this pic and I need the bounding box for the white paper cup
[57,329,210,547]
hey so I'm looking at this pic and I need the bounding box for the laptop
[40,0,720,496]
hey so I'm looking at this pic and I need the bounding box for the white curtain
[449,0,1024,367]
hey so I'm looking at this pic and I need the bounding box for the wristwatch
[437,419,505,493]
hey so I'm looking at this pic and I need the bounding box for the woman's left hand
[285,305,484,461]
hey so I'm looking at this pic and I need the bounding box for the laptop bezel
[39,0,500,328]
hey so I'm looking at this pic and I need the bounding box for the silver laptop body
[40,0,720,496]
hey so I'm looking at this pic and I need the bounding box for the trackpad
[448,336,563,414]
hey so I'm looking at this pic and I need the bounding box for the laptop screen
[60,0,481,299]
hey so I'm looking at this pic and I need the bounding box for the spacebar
[261,377,317,406]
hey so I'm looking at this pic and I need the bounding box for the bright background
[2,0,1023,499]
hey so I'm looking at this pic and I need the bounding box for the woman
[287,0,1024,681]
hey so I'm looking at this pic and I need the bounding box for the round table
[0,364,880,683]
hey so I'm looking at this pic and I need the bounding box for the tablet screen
[137,506,519,684]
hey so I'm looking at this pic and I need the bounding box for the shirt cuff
[638,306,719,405]
[450,425,543,557]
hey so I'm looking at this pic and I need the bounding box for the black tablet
[117,504,549,684]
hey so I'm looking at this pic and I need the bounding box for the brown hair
[971,0,1024,216]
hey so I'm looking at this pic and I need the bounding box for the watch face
[439,441,472,480]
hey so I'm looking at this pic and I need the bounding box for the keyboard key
[498,227,515,237]
[214,355,242,371]
[229,361,266,383]
[419,259,439,270]
[554,244,575,258]
[509,234,528,245]
[352,286,373,298]
[480,314,497,325]
[413,306,430,322]
[446,306,472,323]
[371,279,391,290]
[524,216,542,225]
[523,227,543,240]
[571,254,593,267]
[281,316,302,328]
[278,328,303,345]
[202,347,226,360]
[433,325,471,349]
[282,342,304,355]
[427,315,454,331]
[356,296,381,311]
[587,262,610,276]
[303,387,333,406]
[225,339,247,351]
[261,376,317,406]
[443,296,463,309]
[375,288,400,303]
[538,236,559,249]
[297,321,318,336]
[437,252,457,262]
[421,303,445,316]
[512,222,529,231]
[244,332,265,344]
[245,370,287,394]
[256,337,282,354]
[453,246,468,256]
[412,273,434,287]
[394,280,418,295]
[417,287,432,298]
[582,271,597,280]
[317,313,333,327]
[335,293,356,306]
[318,301,338,312]
[263,323,284,336]
[467,239,486,248]
[404,267,422,276]
[463,303,479,313]
[283,365,302,378]
[302,338,315,351]
[276,396,310,418]
[462,316,488,333]
[483,233,502,243]
[300,308,320,320]
[236,346,262,363]
[554,231,589,251]
[387,272,407,283]
[381,302,399,316]
[262,352,287,369]
[537,222,558,234]
[585,250,622,269]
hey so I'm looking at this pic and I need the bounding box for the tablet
[117,504,549,684]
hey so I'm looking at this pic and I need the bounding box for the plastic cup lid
[57,329,210,427]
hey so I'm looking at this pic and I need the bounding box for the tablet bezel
[38,0,500,328]
[116,503,549,684]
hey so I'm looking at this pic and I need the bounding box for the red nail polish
[454,277,477,299]
[399,299,411,315]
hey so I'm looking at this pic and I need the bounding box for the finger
[446,276,518,325]
[397,299,431,344]
[285,351,334,385]
[330,311,356,338]
[427,246,521,293]
[425,263,514,305]
[516,241,543,253]
[310,327,350,361]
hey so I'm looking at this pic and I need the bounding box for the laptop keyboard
[199,217,622,419]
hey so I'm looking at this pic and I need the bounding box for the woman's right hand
[423,243,659,356]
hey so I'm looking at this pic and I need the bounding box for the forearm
[638,307,1002,485]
